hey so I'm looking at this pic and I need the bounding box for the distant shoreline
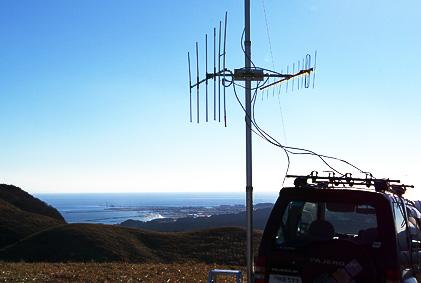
[34,192,279,225]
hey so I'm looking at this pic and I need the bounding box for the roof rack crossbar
[287,174,400,185]
[286,172,411,195]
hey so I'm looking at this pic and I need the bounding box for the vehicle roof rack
[286,171,414,196]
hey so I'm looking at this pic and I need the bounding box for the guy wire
[261,0,290,151]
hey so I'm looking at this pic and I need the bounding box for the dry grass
[1,224,262,267]
[0,262,247,282]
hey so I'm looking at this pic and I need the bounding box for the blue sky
[1,1,420,200]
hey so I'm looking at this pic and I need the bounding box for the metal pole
[244,0,253,282]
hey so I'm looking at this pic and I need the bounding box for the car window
[407,205,421,250]
[394,200,409,251]
[275,200,378,248]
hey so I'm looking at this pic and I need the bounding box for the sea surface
[34,192,279,225]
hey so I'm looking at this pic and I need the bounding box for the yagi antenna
[218,20,221,123]
[301,58,305,89]
[213,27,216,121]
[223,11,227,127]
[297,60,300,90]
[188,52,192,122]
[187,13,316,122]
[314,51,317,86]
[196,42,199,123]
[305,53,311,88]
[258,52,317,92]
[187,8,317,283]
[188,13,229,126]
[292,63,295,91]
[205,34,208,122]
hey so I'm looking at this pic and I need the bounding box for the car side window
[407,206,421,251]
[275,201,307,246]
[394,200,409,251]
[300,202,316,234]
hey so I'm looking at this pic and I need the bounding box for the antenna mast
[244,1,254,282]
[187,3,316,282]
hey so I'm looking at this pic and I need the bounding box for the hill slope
[0,224,262,266]
[0,184,64,221]
[0,199,64,249]
[0,185,265,266]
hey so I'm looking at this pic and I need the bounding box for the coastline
[34,192,279,225]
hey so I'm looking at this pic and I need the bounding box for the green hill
[0,223,262,265]
[0,199,65,249]
[0,184,263,265]
[0,184,64,221]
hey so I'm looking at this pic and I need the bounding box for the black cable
[232,79,370,180]
[253,83,292,184]
[240,28,256,69]
[232,82,292,185]
[251,85,368,175]
[235,26,370,182]
[225,77,269,92]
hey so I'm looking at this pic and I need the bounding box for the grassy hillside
[0,199,64,249]
[0,184,265,271]
[0,223,262,266]
[0,184,65,221]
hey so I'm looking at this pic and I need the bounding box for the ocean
[34,191,279,225]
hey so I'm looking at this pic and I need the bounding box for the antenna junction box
[234,68,264,81]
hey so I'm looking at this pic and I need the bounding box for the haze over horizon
[1,1,420,200]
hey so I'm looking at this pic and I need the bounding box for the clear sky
[1,1,420,200]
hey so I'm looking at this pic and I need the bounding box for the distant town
[105,203,273,219]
